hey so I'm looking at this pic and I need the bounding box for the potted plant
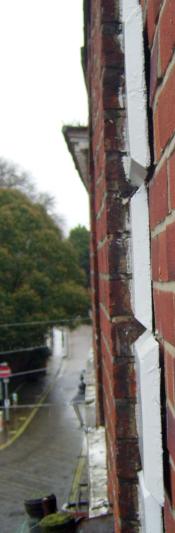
[39,512,76,532]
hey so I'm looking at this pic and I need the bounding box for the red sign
[0,364,11,379]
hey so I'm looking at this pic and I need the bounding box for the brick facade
[80,0,175,531]
[143,0,175,529]
[83,1,143,531]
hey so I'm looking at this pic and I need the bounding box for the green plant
[39,511,75,532]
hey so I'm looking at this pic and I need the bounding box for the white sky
[0,0,89,234]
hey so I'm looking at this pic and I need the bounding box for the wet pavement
[0,325,92,533]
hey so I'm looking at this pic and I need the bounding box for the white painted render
[85,350,110,518]
[130,184,152,331]
[122,0,138,23]
[138,471,163,533]
[134,331,164,506]
[123,1,150,185]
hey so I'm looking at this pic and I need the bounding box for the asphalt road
[0,325,92,533]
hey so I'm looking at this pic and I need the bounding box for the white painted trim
[134,331,164,506]
[138,471,163,533]
[122,0,138,22]
[123,1,150,184]
[130,184,152,331]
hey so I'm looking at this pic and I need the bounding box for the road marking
[69,436,87,503]
[69,455,86,503]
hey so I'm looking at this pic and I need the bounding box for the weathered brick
[167,406,175,464]
[116,439,140,479]
[160,0,175,74]
[140,0,145,9]
[158,229,168,281]
[167,222,175,280]
[164,496,175,533]
[104,113,126,152]
[165,349,175,408]
[170,461,175,509]
[112,319,144,358]
[154,66,175,159]
[106,192,128,233]
[115,400,137,439]
[120,522,140,533]
[109,279,131,317]
[118,481,138,521]
[96,208,107,242]
[113,360,136,399]
[102,24,123,69]
[101,0,119,22]
[169,150,175,211]
[149,162,168,228]
[147,0,162,46]
[108,236,130,278]
[105,152,133,196]
[100,306,113,352]
[153,289,175,345]
[97,240,109,275]
[98,236,130,278]
[150,29,159,107]
[151,236,159,280]
[99,277,110,311]
[85,1,139,528]
[102,68,125,110]
[151,231,169,281]
[95,179,106,215]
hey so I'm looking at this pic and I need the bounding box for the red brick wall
[142,0,175,529]
[84,1,142,531]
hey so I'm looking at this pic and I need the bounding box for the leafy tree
[68,225,90,287]
[0,189,90,351]
[0,156,64,226]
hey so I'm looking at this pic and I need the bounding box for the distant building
[64,1,175,531]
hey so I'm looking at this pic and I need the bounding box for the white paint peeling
[117,30,124,53]
[122,155,130,179]
[130,184,152,331]
[87,427,109,518]
[85,350,110,518]
[138,471,163,533]
[118,86,125,108]
[134,331,164,506]
[123,1,150,184]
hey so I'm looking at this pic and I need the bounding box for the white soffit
[138,471,163,533]
[123,1,150,185]
[130,184,152,331]
[134,332,164,506]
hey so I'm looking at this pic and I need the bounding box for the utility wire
[10,366,51,377]
[0,344,47,356]
[0,316,90,328]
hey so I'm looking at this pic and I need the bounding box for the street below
[0,325,92,533]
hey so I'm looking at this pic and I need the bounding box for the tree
[0,156,64,226]
[68,225,90,287]
[0,189,90,351]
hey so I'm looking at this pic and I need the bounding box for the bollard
[0,410,3,432]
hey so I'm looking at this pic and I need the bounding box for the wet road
[0,325,92,533]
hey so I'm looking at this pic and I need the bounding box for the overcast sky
[0,0,89,234]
